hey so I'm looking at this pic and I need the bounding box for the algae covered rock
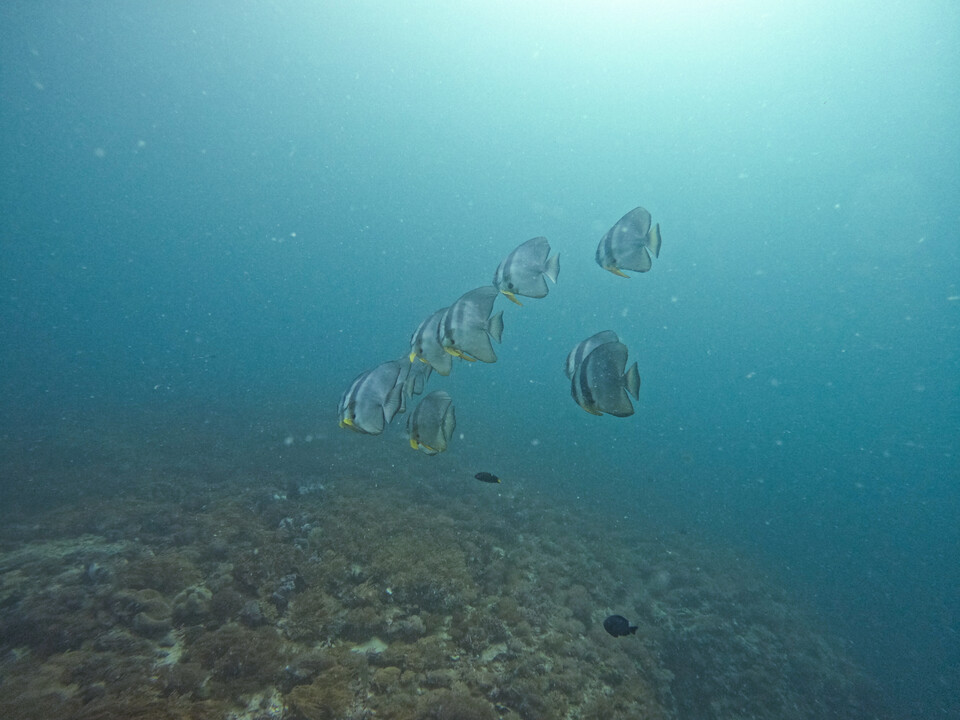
[371,665,402,691]
[117,549,202,594]
[270,570,307,612]
[239,598,268,627]
[0,455,894,720]
[172,584,213,625]
[342,604,386,640]
[157,661,210,699]
[130,588,173,638]
[366,523,478,614]
[280,648,334,692]
[284,588,343,642]
[186,622,283,685]
[415,689,497,720]
[387,613,427,641]
[285,663,357,720]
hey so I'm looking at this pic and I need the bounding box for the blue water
[2,1,957,717]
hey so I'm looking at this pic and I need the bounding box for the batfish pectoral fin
[445,347,476,361]
[501,290,523,306]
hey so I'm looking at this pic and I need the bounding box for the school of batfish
[337,206,662,455]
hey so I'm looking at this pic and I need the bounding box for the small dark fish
[474,471,501,484]
[603,614,638,637]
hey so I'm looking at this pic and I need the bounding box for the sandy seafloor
[0,411,893,720]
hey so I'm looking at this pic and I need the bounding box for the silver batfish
[564,329,620,380]
[596,206,662,277]
[408,390,456,455]
[569,339,641,417]
[493,236,560,306]
[438,285,504,364]
[338,359,408,434]
[397,355,432,415]
[409,308,454,376]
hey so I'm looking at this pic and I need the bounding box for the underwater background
[1,1,958,719]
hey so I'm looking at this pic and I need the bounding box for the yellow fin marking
[502,290,523,306]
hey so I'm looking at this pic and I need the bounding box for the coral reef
[0,440,892,720]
